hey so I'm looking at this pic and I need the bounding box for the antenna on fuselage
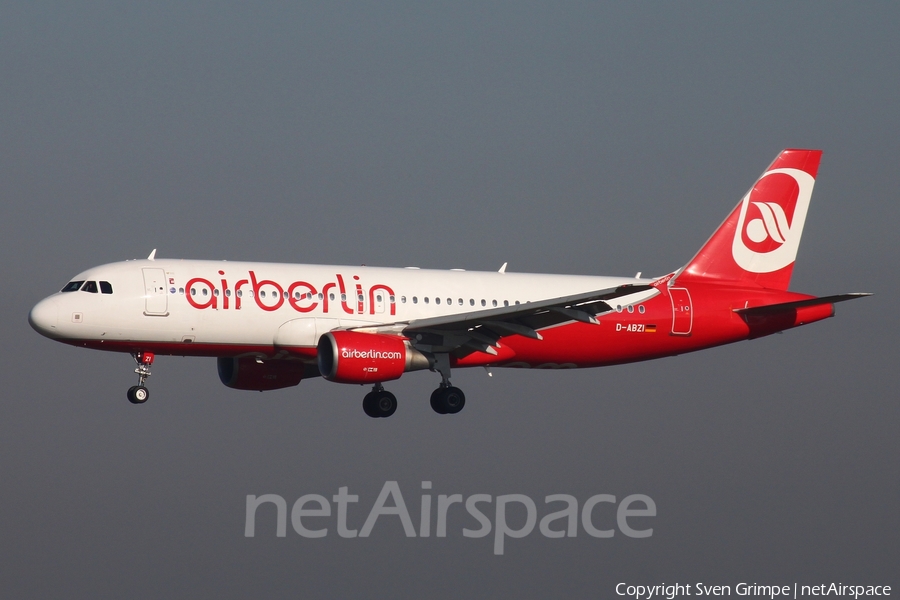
[147,249,157,260]
[498,262,507,274]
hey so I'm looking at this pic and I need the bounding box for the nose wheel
[127,385,149,404]
[127,352,154,404]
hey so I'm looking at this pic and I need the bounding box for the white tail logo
[732,168,815,273]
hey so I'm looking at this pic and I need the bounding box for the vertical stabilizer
[676,149,822,291]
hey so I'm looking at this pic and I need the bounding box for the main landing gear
[363,384,397,418]
[127,351,154,405]
[429,352,465,415]
[359,383,466,418]
[430,384,466,415]
[360,354,467,418]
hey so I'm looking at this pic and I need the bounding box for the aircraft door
[142,268,168,316]
[669,287,692,335]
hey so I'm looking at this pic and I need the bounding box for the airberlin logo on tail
[732,168,815,273]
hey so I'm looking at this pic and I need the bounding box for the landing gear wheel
[127,385,149,404]
[430,386,465,415]
[443,386,465,414]
[362,392,378,418]
[430,388,447,414]
[374,391,397,418]
[363,390,397,418]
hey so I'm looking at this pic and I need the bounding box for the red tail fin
[677,149,822,291]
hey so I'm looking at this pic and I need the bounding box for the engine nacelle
[317,331,432,384]
[217,357,305,391]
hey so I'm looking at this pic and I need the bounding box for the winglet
[147,249,157,260]
[498,262,507,274]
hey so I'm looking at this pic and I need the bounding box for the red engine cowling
[317,331,429,384]
[217,357,305,391]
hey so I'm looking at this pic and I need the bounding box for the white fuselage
[30,259,642,354]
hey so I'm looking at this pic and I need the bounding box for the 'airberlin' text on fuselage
[184,271,396,315]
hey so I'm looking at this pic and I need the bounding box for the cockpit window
[100,281,113,294]
[82,281,99,293]
[61,281,84,292]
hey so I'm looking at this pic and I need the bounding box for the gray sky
[1,2,897,598]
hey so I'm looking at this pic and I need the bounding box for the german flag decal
[646,324,657,333]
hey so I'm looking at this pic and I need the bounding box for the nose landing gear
[127,351,154,404]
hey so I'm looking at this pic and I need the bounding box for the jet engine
[317,331,432,384]
[217,356,305,391]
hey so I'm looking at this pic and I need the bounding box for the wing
[344,283,659,356]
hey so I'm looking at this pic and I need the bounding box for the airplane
[29,149,868,418]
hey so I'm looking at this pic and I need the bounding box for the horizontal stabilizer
[734,293,871,316]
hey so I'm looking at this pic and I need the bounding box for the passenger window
[236,290,242,297]
[504,300,509,307]
[469,299,474,306]
[61,281,85,292]
[82,281,99,293]
[389,295,395,303]
[401,296,407,303]
[492,300,498,307]
[424,297,430,304]
[100,281,113,294]
[435,297,441,305]
[481,299,486,307]
[627,305,634,313]
[639,305,645,314]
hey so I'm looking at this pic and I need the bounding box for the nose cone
[29,297,59,338]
